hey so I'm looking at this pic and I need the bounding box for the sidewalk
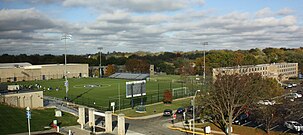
[62,125,144,135]
[115,112,164,120]
[168,122,240,135]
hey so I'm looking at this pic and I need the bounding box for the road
[45,95,185,135]
[124,116,186,135]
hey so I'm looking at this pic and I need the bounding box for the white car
[286,93,302,99]
[284,121,303,132]
[257,100,275,105]
[292,83,298,87]
[287,84,293,88]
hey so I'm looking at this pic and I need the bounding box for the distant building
[213,63,298,81]
[0,62,89,82]
[0,90,43,109]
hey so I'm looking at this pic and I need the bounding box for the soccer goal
[172,87,189,97]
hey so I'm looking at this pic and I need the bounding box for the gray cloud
[0,8,57,31]
[0,2,303,55]
[62,0,204,12]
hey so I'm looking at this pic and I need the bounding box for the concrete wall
[0,91,43,108]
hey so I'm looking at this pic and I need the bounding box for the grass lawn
[0,104,78,134]
[116,98,191,117]
[8,75,202,110]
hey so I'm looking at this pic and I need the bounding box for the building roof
[213,63,298,70]
[0,62,32,68]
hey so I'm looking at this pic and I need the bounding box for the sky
[0,0,303,55]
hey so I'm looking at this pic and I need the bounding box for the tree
[125,59,150,73]
[259,78,284,99]
[199,73,265,135]
[105,64,116,76]
[252,105,281,133]
[163,90,172,104]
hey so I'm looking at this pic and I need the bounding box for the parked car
[297,90,303,94]
[257,100,276,105]
[287,84,293,88]
[176,107,185,114]
[163,109,173,116]
[187,106,193,113]
[284,121,303,132]
[292,83,298,87]
[233,112,250,125]
[285,93,302,99]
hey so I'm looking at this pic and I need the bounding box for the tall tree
[199,73,265,135]
[105,64,116,76]
[125,59,149,73]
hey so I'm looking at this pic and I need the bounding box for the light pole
[98,47,103,78]
[193,89,200,135]
[26,107,31,135]
[203,42,208,85]
[61,33,72,100]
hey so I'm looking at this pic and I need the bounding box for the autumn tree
[125,59,150,73]
[199,73,266,135]
[163,90,172,104]
[105,64,116,76]
[259,78,284,99]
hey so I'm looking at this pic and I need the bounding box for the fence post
[158,83,160,102]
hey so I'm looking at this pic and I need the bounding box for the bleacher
[109,73,150,80]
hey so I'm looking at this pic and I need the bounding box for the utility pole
[98,47,103,78]
[26,107,31,135]
[203,42,208,86]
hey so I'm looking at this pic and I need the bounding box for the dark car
[233,112,250,125]
[176,107,185,114]
[187,106,193,113]
[163,109,173,116]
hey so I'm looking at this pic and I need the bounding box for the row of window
[277,64,297,68]
[239,67,268,73]
[278,68,297,73]
[282,71,297,76]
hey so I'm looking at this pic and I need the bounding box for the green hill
[0,104,78,134]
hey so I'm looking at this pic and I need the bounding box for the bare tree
[199,73,265,135]
[252,105,281,134]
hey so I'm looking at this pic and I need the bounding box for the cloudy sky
[0,0,303,55]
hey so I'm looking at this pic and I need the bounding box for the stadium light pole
[61,33,72,101]
[193,89,200,135]
[98,47,103,78]
[203,42,208,86]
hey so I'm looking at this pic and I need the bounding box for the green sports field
[9,75,202,110]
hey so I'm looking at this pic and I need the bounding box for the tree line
[1,47,303,74]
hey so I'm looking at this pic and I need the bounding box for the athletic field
[9,75,201,110]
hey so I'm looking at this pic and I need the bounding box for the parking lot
[236,83,303,134]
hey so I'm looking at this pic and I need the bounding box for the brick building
[213,63,298,81]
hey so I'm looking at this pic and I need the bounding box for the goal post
[172,87,188,97]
